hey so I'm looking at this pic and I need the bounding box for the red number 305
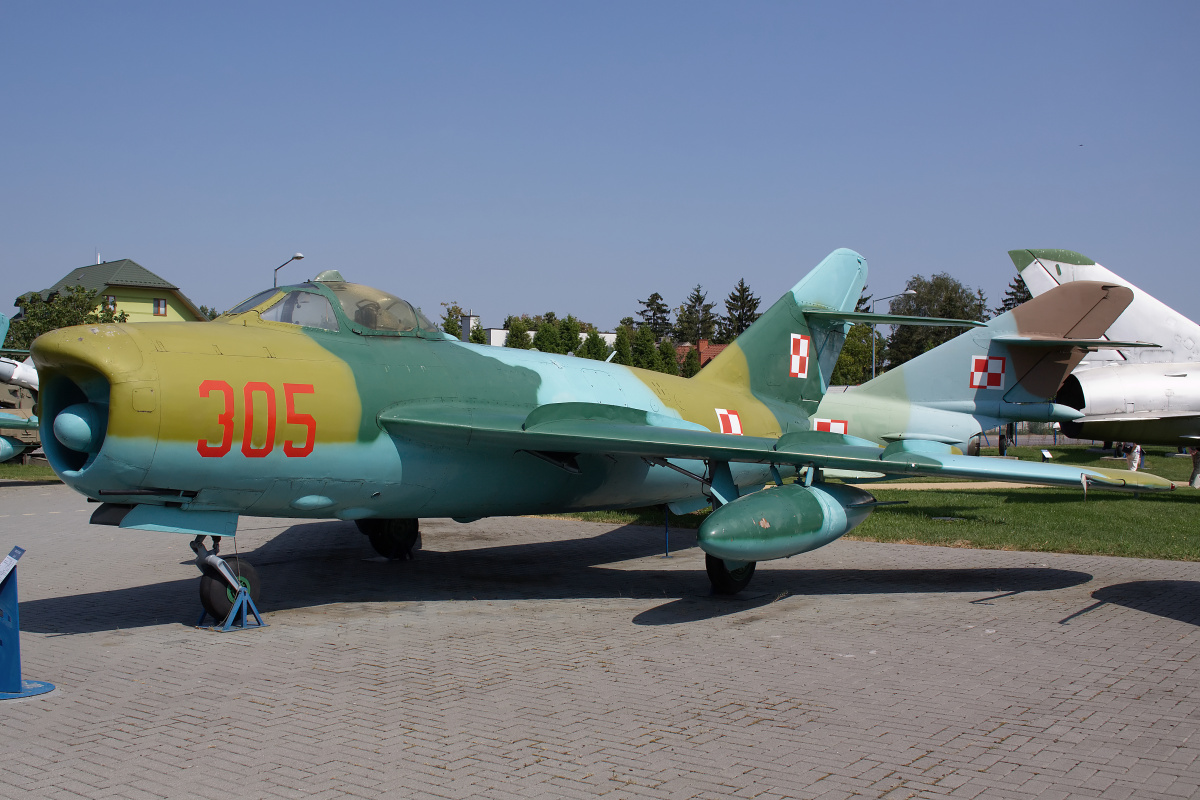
[196,380,316,458]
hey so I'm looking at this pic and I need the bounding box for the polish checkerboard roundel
[812,418,848,434]
[789,334,810,379]
[715,408,743,435]
[970,356,1006,389]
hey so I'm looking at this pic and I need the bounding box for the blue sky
[3,2,1197,330]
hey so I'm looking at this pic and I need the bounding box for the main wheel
[360,518,420,559]
[705,554,756,595]
[199,556,261,621]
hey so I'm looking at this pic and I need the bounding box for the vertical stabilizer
[1011,249,1200,366]
[696,248,867,416]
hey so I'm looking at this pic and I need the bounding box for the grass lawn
[547,445,1200,561]
[0,462,59,482]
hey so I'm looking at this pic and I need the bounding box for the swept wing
[379,401,1173,492]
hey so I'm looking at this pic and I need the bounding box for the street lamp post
[870,289,917,379]
[273,253,305,288]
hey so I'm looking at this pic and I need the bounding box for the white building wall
[482,328,617,349]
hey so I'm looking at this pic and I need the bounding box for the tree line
[441,278,765,377]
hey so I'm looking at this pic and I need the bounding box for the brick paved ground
[1,482,1198,799]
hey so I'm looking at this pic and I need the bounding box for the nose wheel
[199,555,261,621]
[190,536,265,629]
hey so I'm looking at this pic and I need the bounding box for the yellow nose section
[31,323,148,386]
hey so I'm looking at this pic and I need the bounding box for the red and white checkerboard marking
[789,334,810,379]
[715,408,743,435]
[969,356,1006,389]
[812,418,849,434]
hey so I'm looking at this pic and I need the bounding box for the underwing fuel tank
[697,483,876,562]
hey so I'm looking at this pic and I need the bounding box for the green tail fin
[695,248,867,416]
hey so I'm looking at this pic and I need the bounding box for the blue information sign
[0,546,24,584]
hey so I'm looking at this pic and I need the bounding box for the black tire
[366,518,420,560]
[199,556,261,622]
[354,518,384,536]
[705,554,756,595]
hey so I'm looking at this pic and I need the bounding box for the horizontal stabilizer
[991,335,1158,349]
[1076,410,1200,424]
[805,310,986,328]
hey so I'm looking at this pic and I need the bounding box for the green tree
[636,292,673,340]
[884,273,988,368]
[611,326,633,365]
[829,288,882,383]
[579,329,609,360]
[829,323,881,385]
[717,278,761,343]
[469,320,487,344]
[992,276,1032,316]
[631,324,659,369]
[681,345,703,377]
[532,321,562,353]
[197,304,221,320]
[673,285,718,345]
[440,301,464,338]
[5,286,129,349]
[557,314,582,355]
[657,338,680,375]
[504,317,532,348]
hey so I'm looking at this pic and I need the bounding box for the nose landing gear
[190,536,265,631]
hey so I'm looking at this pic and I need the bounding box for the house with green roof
[32,259,207,323]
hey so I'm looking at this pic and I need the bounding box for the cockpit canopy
[223,279,441,337]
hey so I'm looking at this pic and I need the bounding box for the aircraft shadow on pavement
[18,520,1092,633]
[1058,580,1200,627]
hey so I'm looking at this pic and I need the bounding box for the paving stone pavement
[1,482,1198,799]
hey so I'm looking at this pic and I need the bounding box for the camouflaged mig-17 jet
[812,279,1154,453]
[29,249,1172,618]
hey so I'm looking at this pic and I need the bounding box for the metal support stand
[0,549,55,700]
[196,588,267,632]
[191,537,267,633]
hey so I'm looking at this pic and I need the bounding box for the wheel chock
[196,587,268,632]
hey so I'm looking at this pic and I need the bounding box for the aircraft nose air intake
[53,402,106,453]
[30,323,145,476]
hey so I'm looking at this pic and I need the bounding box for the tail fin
[696,248,867,416]
[1011,248,1200,366]
[0,313,8,349]
[856,281,1134,413]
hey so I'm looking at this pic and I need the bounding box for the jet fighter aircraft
[0,313,40,462]
[1013,249,1200,447]
[813,280,1154,452]
[30,249,1172,619]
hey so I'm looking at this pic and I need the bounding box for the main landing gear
[705,554,757,595]
[190,536,263,625]
[356,518,421,560]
